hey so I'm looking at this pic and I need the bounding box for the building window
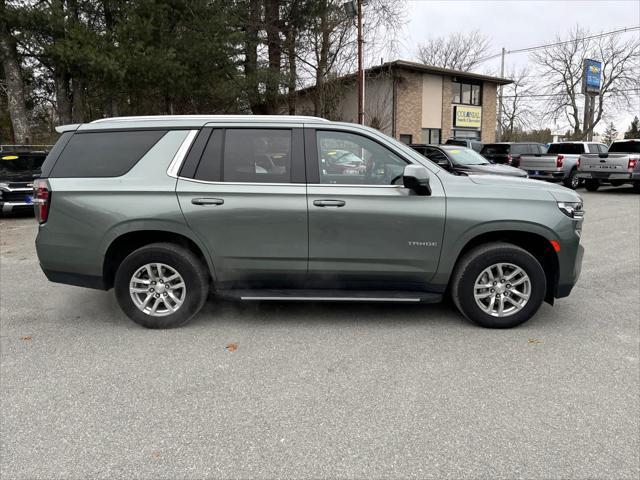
[421,128,441,145]
[399,134,413,144]
[452,80,482,106]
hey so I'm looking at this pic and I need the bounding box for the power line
[477,26,640,65]
[502,89,640,99]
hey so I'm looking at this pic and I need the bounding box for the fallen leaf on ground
[225,343,238,352]
[20,336,32,341]
[528,338,541,344]
[151,452,161,459]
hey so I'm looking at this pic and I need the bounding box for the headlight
[557,201,584,219]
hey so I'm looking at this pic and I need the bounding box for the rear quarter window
[49,130,167,178]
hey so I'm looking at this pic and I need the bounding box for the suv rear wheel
[114,243,209,328]
[451,242,546,328]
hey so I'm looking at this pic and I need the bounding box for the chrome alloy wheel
[473,263,531,317]
[129,263,186,317]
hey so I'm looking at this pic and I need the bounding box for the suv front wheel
[451,243,547,328]
[114,243,209,328]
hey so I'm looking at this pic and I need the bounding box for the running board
[216,289,442,303]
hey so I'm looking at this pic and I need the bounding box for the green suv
[34,115,584,329]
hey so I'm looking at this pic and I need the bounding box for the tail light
[33,179,51,224]
[629,156,638,170]
[507,154,513,165]
[556,155,564,168]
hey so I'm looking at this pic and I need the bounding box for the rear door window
[222,129,291,183]
[49,130,167,178]
[510,145,524,155]
[586,143,600,153]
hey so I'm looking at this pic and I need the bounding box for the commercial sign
[453,105,482,128]
[582,59,602,94]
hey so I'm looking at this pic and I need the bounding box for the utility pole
[496,47,506,141]
[582,94,591,141]
[357,0,365,125]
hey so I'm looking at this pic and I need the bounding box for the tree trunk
[286,30,297,115]
[264,0,281,114]
[72,77,85,123]
[0,27,31,143]
[314,22,330,117]
[55,70,72,124]
[244,0,264,114]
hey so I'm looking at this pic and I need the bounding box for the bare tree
[295,0,405,117]
[531,26,640,139]
[500,66,536,141]
[417,30,490,71]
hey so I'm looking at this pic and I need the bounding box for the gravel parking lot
[1,186,639,480]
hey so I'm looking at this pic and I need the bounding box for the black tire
[584,179,600,192]
[562,168,579,189]
[114,242,209,328]
[633,181,640,193]
[450,242,547,329]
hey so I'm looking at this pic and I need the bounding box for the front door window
[317,130,408,186]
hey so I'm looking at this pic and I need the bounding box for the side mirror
[403,164,432,196]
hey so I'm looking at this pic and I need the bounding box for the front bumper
[0,186,34,214]
[556,243,583,298]
[0,201,34,214]
[527,170,565,181]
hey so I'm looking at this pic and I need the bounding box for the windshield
[446,148,489,165]
[609,141,640,153]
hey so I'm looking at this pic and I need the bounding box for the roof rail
[90,114,330,124]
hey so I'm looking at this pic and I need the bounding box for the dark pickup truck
[0,145,51,214]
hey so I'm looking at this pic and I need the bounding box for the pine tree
[624,116,640,139]
[603,122,618,145]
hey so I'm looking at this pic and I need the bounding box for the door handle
[313,199,346,207]
[191,197,224,206]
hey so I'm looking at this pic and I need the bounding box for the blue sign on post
[583,59,602,93]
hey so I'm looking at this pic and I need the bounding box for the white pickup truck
[577,139,640,192]
[518,141,608,189]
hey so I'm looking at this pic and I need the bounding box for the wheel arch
[444,229,559,305]
[102,227,214,290]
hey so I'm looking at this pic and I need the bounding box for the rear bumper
[41,268,107,290]
[527,170,565,181]
[577,171,638,181]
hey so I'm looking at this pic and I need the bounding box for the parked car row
[415,139,639,194]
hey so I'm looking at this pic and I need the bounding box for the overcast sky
[391,0,640,134]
